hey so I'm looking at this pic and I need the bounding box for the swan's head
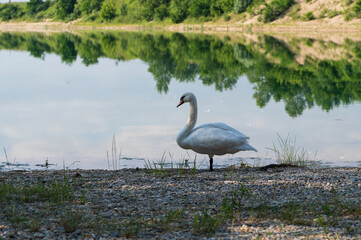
[177,92,196,107]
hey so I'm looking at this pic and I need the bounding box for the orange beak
[177,99,184,108]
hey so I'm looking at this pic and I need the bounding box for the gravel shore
[0,166,360,239]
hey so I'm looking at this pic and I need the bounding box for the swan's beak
[177,99,184,108]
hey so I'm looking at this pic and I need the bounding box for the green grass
[267,133,316,166]
[301,11,315,21]
[0,174,75,204]
[0,171,83,232]
[144,151,203,176]
[193,209,221,236]
[60,209,84,233]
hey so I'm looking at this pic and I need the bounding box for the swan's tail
[242,143,257,152]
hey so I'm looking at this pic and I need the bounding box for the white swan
[176,92,257,171]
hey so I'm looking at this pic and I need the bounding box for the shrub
[327,9,339,18]
[301,11,314,21]
[80,0,104,15]
[0,4,25,21]
[55,0,77,19]
[169,0,189,23]
[100,0,118,20]
[353,0,361,17]
[188,0,211,18]
[154,4,168,21]
[288,4,300,20]
[319,8,328,18]
[119,3,127,16]
[234,0,253,13]
[262,0,294,23]
[223,14,231,21]
[26,0,50,16]
[344,8,356,21]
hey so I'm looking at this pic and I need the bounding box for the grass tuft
[193,209,221,236]
[268,133,316,166]
[60,209,83,233]
[107,134,122,170]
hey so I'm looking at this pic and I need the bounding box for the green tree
[26,0,50,16]
[100,0,118,20]
[188,0,211,18]
[154,4,169,21]
[56,0,77,19]
[138,0,170,21]
[169,0,189,23]
[0,4,25,21]
[210,0,223,16]
[219,0,234,13]
[119,3,127,16]
[80,0,104,15]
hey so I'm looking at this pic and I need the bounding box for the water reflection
[0,31,360,169]
[1,31,360,117]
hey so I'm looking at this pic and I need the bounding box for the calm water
[0,31,360,170]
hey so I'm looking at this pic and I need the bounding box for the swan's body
[176,92,257,171]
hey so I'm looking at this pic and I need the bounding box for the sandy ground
[1,17,361,34]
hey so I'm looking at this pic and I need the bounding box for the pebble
[0,166,360,239]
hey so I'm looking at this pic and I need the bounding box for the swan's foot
[209,157,213,171]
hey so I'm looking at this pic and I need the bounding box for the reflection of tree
[26,35,51,59]
[78,34,103,66]
[1,31,361,117]
[55,33,78,65]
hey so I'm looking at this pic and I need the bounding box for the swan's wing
[195,123,249,139]
[185,123,252,155]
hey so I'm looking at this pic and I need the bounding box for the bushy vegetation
[2,0,361,23]
[301,11,314,21]
[262,0,294,23]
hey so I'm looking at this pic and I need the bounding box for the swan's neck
[177,98,198,146]
[185,98,197,132]
[184,99,198,131]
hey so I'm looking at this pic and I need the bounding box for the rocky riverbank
[0,166,360,239]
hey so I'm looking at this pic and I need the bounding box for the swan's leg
[209,157,213,171]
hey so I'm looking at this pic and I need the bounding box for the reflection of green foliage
[26,35,51,59]
[55,33,78,65]
[78,35,103,66]
[1,31,361,117]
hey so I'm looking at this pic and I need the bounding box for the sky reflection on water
[0,48,360,170]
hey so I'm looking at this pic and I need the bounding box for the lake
[0,31,360,170]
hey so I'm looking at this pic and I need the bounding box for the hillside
[0,0,361,32]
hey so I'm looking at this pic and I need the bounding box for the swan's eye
[180,96,185,101]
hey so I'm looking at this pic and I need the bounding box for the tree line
[1,31,360,117]
[2,0,361,23]
[0,0,295,23]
